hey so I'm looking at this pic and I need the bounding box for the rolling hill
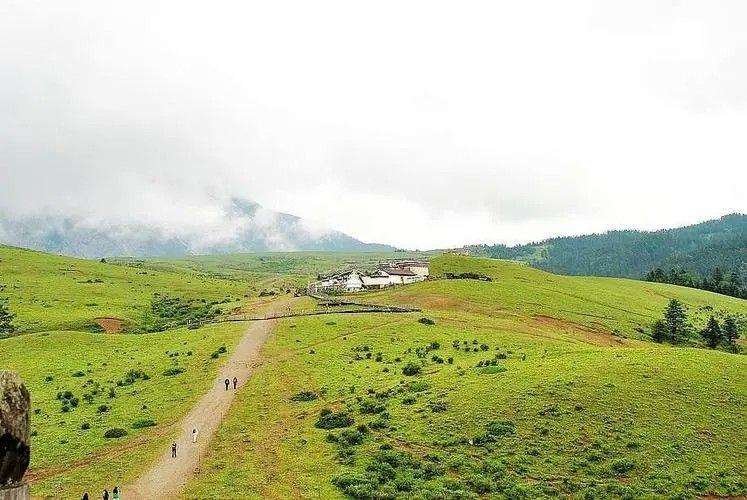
[1,250,745,497]
[0,198,394,258]
[184,254,747,498]
[466,213,746,282]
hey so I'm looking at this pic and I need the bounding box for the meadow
[1,249,745,498]
[185,255,746,499]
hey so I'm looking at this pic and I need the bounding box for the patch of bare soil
[95,317,124,333]
[532,315,628,346]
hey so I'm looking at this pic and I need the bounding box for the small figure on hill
[192,428,199,443]
[171,441,177,458]
[224,378,230,391]
[112,486,120,500]
[232,376,238,389]
[82,493,89,500]
[103,489,109,500]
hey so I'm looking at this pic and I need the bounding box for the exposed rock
[0,371,30,487]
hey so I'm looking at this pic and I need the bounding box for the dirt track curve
[126,315,278,499]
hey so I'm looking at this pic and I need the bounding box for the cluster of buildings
[308,261,429,294]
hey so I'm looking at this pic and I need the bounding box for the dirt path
[126,315,280,499]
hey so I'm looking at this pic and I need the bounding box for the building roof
[383,267,417,276]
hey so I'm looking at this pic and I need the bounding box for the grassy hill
[0,245,250,334]
[185,255,746,498]
[1,249,745,497]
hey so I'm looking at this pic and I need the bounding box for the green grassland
[0,245,260,496]
[112,251,431,290]
[0,322,247,497]
[185,255,746,499]
[0,245,251,333]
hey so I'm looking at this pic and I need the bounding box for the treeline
[645,266,747,299]
[466,214,746,290]
[651,299,742,352]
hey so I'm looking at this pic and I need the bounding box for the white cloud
[1,0,745,249]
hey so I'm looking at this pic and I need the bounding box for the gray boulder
[0,371,30,487]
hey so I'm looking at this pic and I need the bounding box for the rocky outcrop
[0,371,30,488]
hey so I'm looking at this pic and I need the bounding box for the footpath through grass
[185,255,746,499]
[0,322,247,497]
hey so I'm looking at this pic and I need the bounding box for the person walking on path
[224,378,230,391]
[82,493,89,500]
[171,442,177,458]
[192,428,199,443]
[112,486,120,500]
[103,490,109,500]
[232,376,238,389]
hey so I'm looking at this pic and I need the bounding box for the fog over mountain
[0,198,393,258]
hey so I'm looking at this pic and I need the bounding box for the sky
[1,0,746,249]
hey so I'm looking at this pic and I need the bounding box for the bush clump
[360,399,386,414]
[103,428,128,439]
[132,418,157,429]
[418,317,436,326]
[315,409,354,429]
[290,391,319,402]
[162,367,185,376]
[402,362,422,376]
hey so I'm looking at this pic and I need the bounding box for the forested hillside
[468,213,746,296]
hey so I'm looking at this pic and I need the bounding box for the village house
[308,260,429,294]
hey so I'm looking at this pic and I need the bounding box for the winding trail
[126,315,279,499]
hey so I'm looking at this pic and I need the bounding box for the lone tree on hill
[700,316,722,349]
[663,299,687,343]
[651,319,668,343]
[722,315,740,349]
[0,298,16,335]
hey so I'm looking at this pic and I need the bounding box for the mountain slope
[0,198,393,258]
[467,213,746,280]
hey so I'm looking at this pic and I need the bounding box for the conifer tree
[0,298,15,335]
[723,315,740,347]
[651,319,667,343]
[700,316,722,348]
[663,299,687,343]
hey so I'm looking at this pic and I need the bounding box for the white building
[308,261,429,294]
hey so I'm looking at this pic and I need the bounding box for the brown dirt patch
[531,315,628,347]
[95,317,124,333]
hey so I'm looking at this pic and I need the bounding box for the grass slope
[0,245,249,333]
[186,255,746,499]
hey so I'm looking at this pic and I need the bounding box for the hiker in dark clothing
[171,441,177,458]
[82,493,89,500]
[103,490,109,500]
[224,378,230,390]
[232,376,238,389]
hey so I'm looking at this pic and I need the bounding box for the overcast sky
[1,1,745,249]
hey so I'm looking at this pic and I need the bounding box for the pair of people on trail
[224,376,238,390]
[84,485,119,500]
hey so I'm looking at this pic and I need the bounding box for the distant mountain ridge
[465,213,747,281]
[0,198,394,258]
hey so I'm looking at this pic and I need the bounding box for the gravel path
[126,316,278,499]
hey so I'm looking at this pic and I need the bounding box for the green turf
[185,255,746,499]
[0,322,247,497]
[0,245,250,333]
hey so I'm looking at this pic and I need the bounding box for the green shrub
[290,391,318,402]
[103,428,127,439]
[162,367,185,376]
[71,370,85,377]
[360,399,386,414]
[418,317,436,326]
[80,422,90,430]
[402,362,421,376]
[97,404,109,413]
[132,418,157,429]
[315,409,354,429]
